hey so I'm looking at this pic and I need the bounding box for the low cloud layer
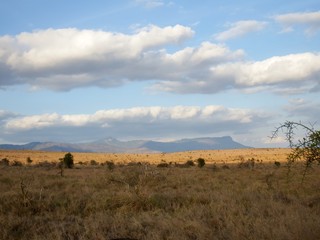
[2,105,270,143]
[0,23,319,94]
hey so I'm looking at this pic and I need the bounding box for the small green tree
[271,121,320,182]
[0,158,10,166]
[197,158,206,168]
[90,159,98,166]
[26,157,33,164]
[274,161,281,168]
[63,152,74,169]
[105,161,115,170]
[185,160,195,167]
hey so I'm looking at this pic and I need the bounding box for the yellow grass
[0,148,319,239]
[0,148,291,165]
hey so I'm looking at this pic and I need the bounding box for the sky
[0,0,320,147]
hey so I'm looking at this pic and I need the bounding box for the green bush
[105,161,115,170]
[90,160,98,166]
[274,161,281,168]
[0,158,10,166]
[26,157,33,164]
[157,162,169,168]
[12,160,23,167]
[63,152,74,168]
[185,160,195,167]
[197,158,206,168]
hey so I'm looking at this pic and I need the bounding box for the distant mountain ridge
[0,136,251,153]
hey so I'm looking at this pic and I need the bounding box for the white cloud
[232,53,320,86]
[167,41,244,65]
[2,105,270,143]
[0,25,194,90]
[0,25,319,95]
[274,11,320,35]
[5,105,253,130]
[215,20,268,41]
[153,52,320,94]
[5,113,60,130]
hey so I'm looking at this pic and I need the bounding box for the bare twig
[270,121,320,183]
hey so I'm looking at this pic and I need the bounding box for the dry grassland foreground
[0,149,320,240]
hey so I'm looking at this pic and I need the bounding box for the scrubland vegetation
[0,150,320,240]
[0,148,291,165]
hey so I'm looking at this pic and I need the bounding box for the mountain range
[0,136,251,153]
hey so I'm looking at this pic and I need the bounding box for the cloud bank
[2,105,270,143]
[0,25,194,90]
[0,24,319,94]
[153,52,320,94]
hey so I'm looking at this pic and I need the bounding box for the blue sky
[0,0,319,147]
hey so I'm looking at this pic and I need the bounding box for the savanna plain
[0,148,320,240]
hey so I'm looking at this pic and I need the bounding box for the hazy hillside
[0,136,251,153]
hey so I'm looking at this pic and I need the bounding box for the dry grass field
[1,148,320,240]
[0,148,291,165]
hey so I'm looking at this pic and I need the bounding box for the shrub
[63,152,74,168]
[274,161,281,168]
[105,161,115,170]
[157,162,169,168]
[175,161,195,168]
[11,160,23,167]
[0,158,10,166]
[185,160,195,167]
[26,157,33,164]
[127,161,142,166]
[197,158,206,168]
[90,159,98,166]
